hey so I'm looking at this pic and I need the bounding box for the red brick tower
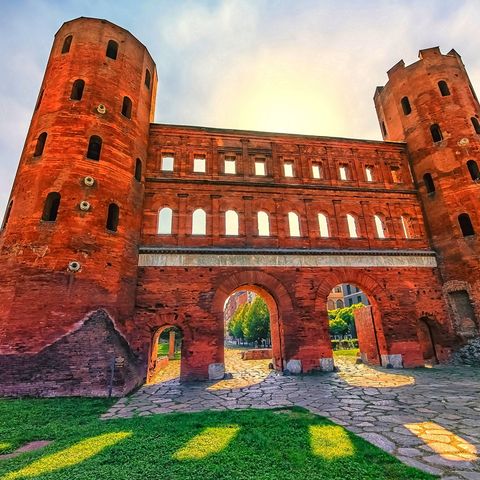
[375,47,480,340]
[0,17,157,395]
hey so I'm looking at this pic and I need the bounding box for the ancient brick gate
[0,17,478,397]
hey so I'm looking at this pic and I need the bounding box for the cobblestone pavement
[104,350,480,479]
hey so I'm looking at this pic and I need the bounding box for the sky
[1,0,480,217]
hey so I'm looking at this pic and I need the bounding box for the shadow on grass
[0,398,435,480]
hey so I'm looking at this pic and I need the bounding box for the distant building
[327,284,369,310]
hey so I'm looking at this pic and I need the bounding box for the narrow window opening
[458,213,475,237]
[121,96,132,119]
[438,80,450,96]
[401,96,412,115]
[225,210,239,236]
[193,156,206,173]
[34,132,47,157]
[339,165,348,181]
[401,215,414,239]
[374,214,386,239]
[161,155,174,172]
[423,173,436,194]
[70,79,85,100]
[87,135,102,161]
[35,89,44,111]
[106,203,119,232]
[106,40,118,60]
[284,161,294,177]
[347,214,358,238]
[257,211,270,236]
[318,213,329,238]
[288,212,301,237]
[61,35,72,54]
[134,158,142,182]
[467,160,480,181]
[381,121,387,137]
[390,165,402,183]
[1,200,13,230]
[157,207,173,234]
[145,69,151,89]
[471,117,480,134]
[192,208,206,235]
[255,159,266,176]
[365,166,374,182]
[42,192,61,222]
[430,124,443,143]
[224,156,236,174]
[312,163,322,179]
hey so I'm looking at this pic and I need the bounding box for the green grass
[157,342,181,360]
[333,348,360,357]
[0,398,436,480]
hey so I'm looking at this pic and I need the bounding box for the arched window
[339,165,348,181]
[70,79,85,100]
[401,215,414,239]
[225,210,239,236]
[438,80,450,96]
[312,163,322,179]
[145,69,151,89]
[458,213,475,237]
[471,117,480,134]
[61,35,72,54]
[336,299,344,309]
[288,212,301,237]
[192,208,206,235]
[34,132,47,157]
[134,158,142,181]
[106,40,118,60]
[1,200,13,230]
[401,96,411,115]
[157,207,173,234]
[430,124,443,143]
[346,214,358,238]
[318,213,329,238]
[467,160,480,181]
[121,97,132,119]
[87,135,102,161]
[257,211,270,237]
[374,214,386,239]
[42,192,61,221]
[423,173,435,194]
[365,166,373,182]
[35,89,44,111]
[106,203,119,232]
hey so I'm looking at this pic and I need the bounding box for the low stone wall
[241,349,273,360]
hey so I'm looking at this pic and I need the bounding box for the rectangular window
[346,285,351,295]
[348,298,353,306]
[357,295,362,303]
[391,166,402,183]
[255,159,266,176]
[161,155,174,172]
[365,166,373,182]
[312,163,322,179]
[224,157,236,174]
[284,161,294,177]
[193,156,206,173]
[339,165,348,181]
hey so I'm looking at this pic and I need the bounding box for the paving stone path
[104,350,480,479]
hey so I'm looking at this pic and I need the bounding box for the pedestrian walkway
[103,349,480,479]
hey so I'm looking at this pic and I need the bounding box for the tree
[328,303,364,336]
[242,297,270,344]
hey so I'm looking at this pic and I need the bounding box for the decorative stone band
[138,247,437,268]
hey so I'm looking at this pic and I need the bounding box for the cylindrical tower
[0,17,157,395]
[375,47,480,341]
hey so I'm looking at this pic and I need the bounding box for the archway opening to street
[326,283,383,366]
[223,285,282,376]
[417,317,438,365]
[146,325,183,384]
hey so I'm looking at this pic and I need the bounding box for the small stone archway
[212,270,294,373]
[315,270,390,367]
[417,316,439,365]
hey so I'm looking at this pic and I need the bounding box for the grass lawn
[333,348,360,358]
[0,398,435,480]
[157,342,181,360]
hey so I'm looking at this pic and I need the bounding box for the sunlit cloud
[172,426,240,460]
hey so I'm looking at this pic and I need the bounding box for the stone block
[208,363,225,380]
[285,359,302,374]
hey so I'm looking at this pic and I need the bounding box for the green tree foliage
[227,297,270,344]
[328,303,364,336]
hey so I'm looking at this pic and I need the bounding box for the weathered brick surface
[0,20,476,395]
